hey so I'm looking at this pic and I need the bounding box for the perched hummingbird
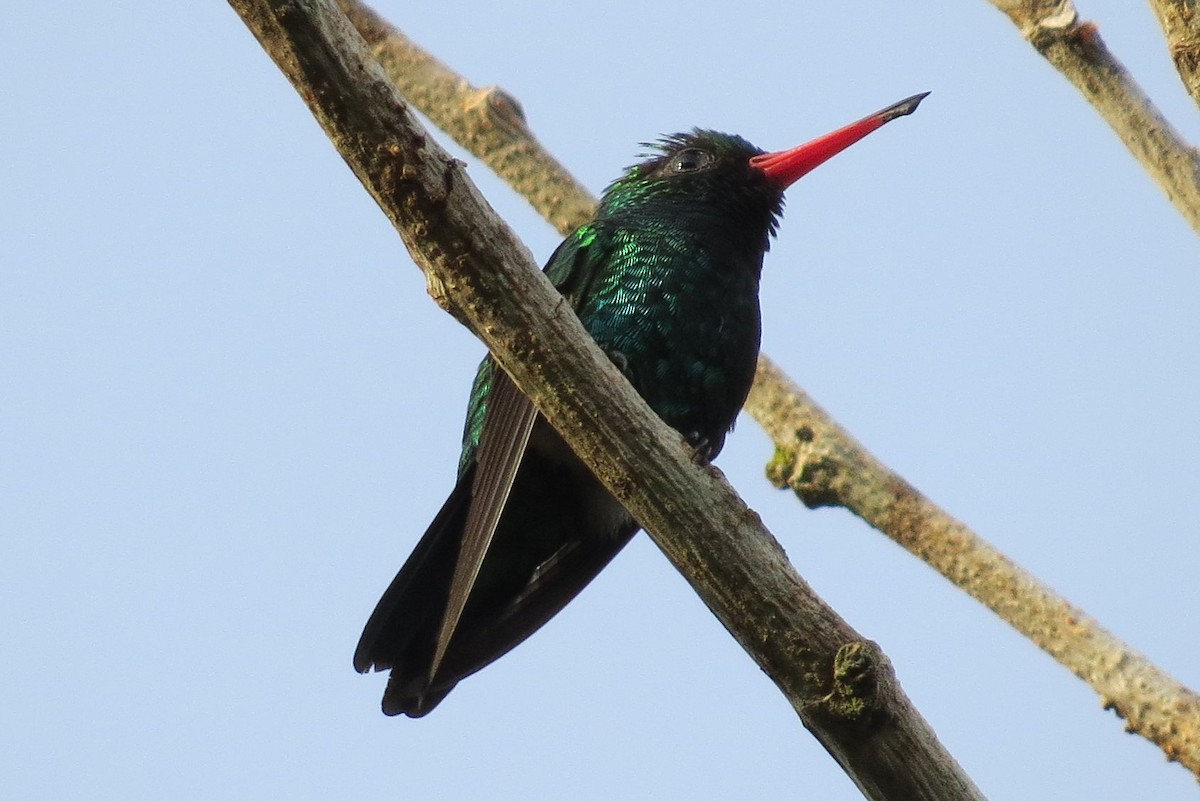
[354,93,928,716]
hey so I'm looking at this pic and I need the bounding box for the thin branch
[331,0,1200,775]
[335,0,596,234]
[751,354,1200,772]
[335,0,595,236]
[228,0,987,797]
[1150,0,1200,109]
[986,0,1200,236]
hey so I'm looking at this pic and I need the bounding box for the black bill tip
[878,91,931,124]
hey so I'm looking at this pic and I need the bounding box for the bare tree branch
[227,0,988,797]
[335,0,596,234]
[985,0,1200,236]
[750,354,1200,773]
[329,0,1200,776]
[1150,0,1200,109]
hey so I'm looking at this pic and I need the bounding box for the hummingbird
[354,92,928,717]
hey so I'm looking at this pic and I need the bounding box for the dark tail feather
[355,455,639,717]
[382,677,452,718]
[353,467,475,711]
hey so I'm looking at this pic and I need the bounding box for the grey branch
[750,355,1200,773]
[1149,0,1200,109]
[336,0,596,234]
[985,0,1200,237]
[227,0,988,797]
[331,0,1200,777]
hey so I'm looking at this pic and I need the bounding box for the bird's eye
[668,148,712,173]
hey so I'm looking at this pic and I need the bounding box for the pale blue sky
[3,2,1199,799]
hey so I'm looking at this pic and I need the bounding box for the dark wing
[544,222,609,303]
[352,462,475,675]
[427,368,536,681]
[355,224,621,716]
[432,225,619,657]
[427,226,613,673]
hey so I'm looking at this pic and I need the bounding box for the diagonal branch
[750,355,1200,773]
[228,0,987,797]
[335,0,596,234]
[985,0,1200,236]
[332,0,1200,776]
[332,1,595,234]
[1150,0,1200,109]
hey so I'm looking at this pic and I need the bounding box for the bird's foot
[606,349,630,376]
[685,431,721,465]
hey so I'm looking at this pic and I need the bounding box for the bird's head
[598,92,929,246]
